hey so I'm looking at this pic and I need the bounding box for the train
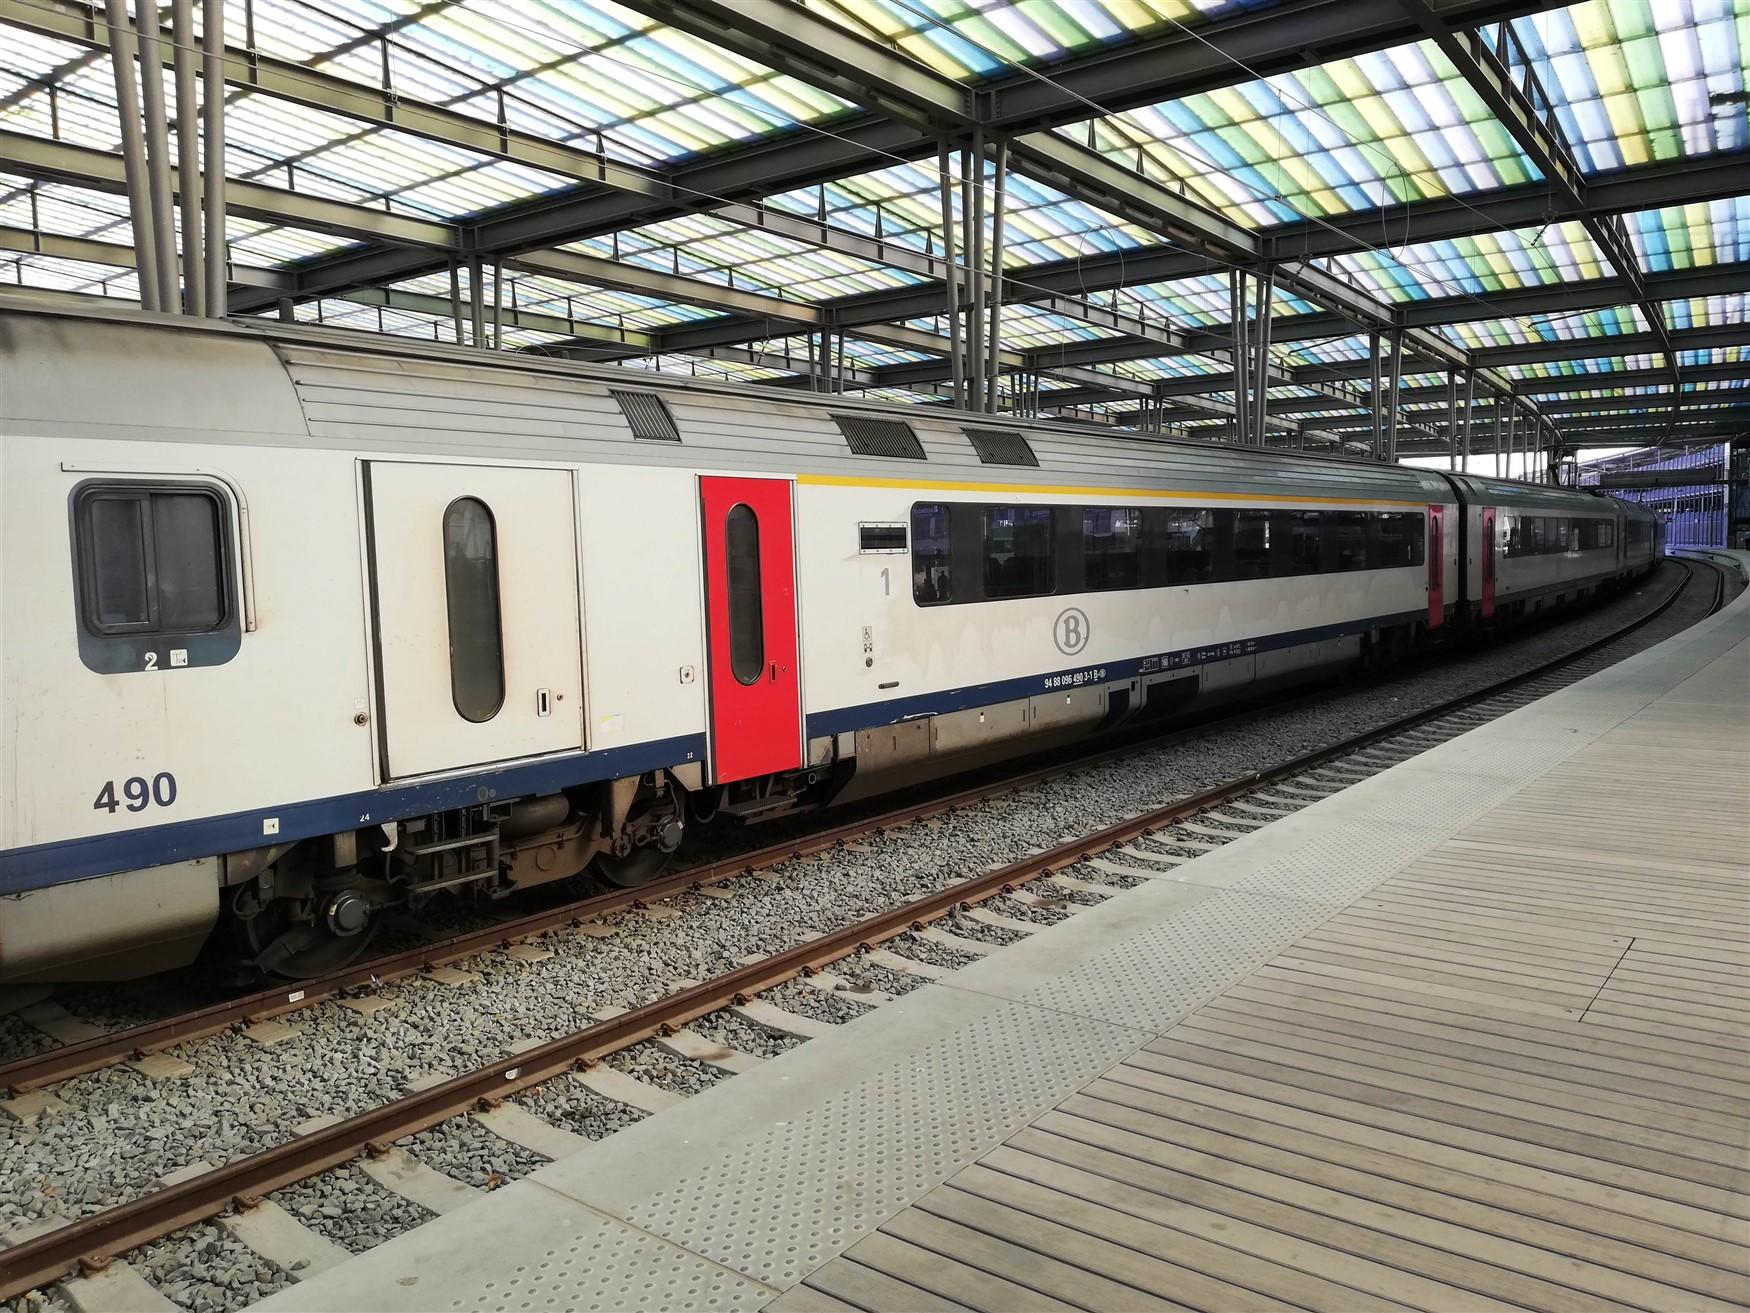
[0,295,1662,981]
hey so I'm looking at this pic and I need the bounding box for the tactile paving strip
[1014,888,1333,1034]
[616,1000,1145,1288]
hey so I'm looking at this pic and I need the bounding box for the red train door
[1427,504,1445,630]
[1481,506,1497,619]
[700,476,802,784]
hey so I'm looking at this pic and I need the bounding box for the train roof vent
[964,427,1039,467]
[610,389,681,441]
[834,414,926,460]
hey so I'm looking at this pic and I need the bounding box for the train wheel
[234,879,380,980]
[591,779,685,888]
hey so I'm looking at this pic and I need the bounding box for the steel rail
[0,559,1713,1303]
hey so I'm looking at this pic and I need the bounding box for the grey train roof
[6,293,1455,505]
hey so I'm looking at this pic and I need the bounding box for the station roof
[1,0,1745,456]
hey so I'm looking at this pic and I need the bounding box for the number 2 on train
[92,773,178,814]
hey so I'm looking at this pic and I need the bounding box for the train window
[442,498,506,723]
[1161,509,1215,584]
[983,506,1054,599]
[724,504,765,684]
[1526,517,1546,555]
[1597,520,1614,548]
[1230,510,1271,579]
[1333,512,1369,572]
[911,503,953,605]
[76,485,227,636]
[1373,512,1422,567]
[1083,508,1141,590]
[1279,510,1322,576]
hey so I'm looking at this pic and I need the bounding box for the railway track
[0,557,1725,1305]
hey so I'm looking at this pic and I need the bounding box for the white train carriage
[1446,474,1661,624]
[0,297,1648,981]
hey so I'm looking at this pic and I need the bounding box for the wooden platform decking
[786,634,1750,1313]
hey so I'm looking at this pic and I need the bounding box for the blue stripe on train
[2,607,1427,896]
[0,734,707,896]
[803,608,1427,739]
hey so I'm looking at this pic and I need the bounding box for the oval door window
[726,503,765,685]
[442,497,506,722]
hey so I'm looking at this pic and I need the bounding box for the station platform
[264,554,1749,1313]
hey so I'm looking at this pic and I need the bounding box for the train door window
[72,481,244,674]
[725,504,765,684]
[1332,512,1368,571]
[77,485,226,634]
[983,506,1055,598]
[1230,510,1271,579]
[1161,509,1215,584]
[442,497,506,722]
[1278,510,1322,575]
[1083,508,1141,590]
[911,503,953,605]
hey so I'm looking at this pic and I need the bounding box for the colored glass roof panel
[1095,354,1232,383]
[1509,0,1747,173]
[1626,198,1750,271]
[1678,345,1749,366]
[1321,222,1610,303]
[1437,305,1649,349]
[243,0,853,169]
[1075,39,1543,227]
[564,213,924,304]
[395,270,718,331]
[1661,294,1749,330]
[1505,354,1663,380]
[809,0,1263,81]
[757,160,1156,276]
[1277,335,1372,365]
[1123,274,1315,328]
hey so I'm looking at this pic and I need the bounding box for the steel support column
[1252,268,1274,445]
[1446,371,1459,470]
[201,0,226,316]
[1384,332,1404,464]
[1232,270,1250,445]
[964,138,985,411]
[171,0,202,314]
[134,3,177,311]
[935,140,965,411]
[1462,370,1475,471]
[1368,330,1382,459]
[985,138,1008,414]
[102,0,159,311]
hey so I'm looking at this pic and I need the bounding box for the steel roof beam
[0,129,456,249]
[0,0,673,199]
[0,221,290,291]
